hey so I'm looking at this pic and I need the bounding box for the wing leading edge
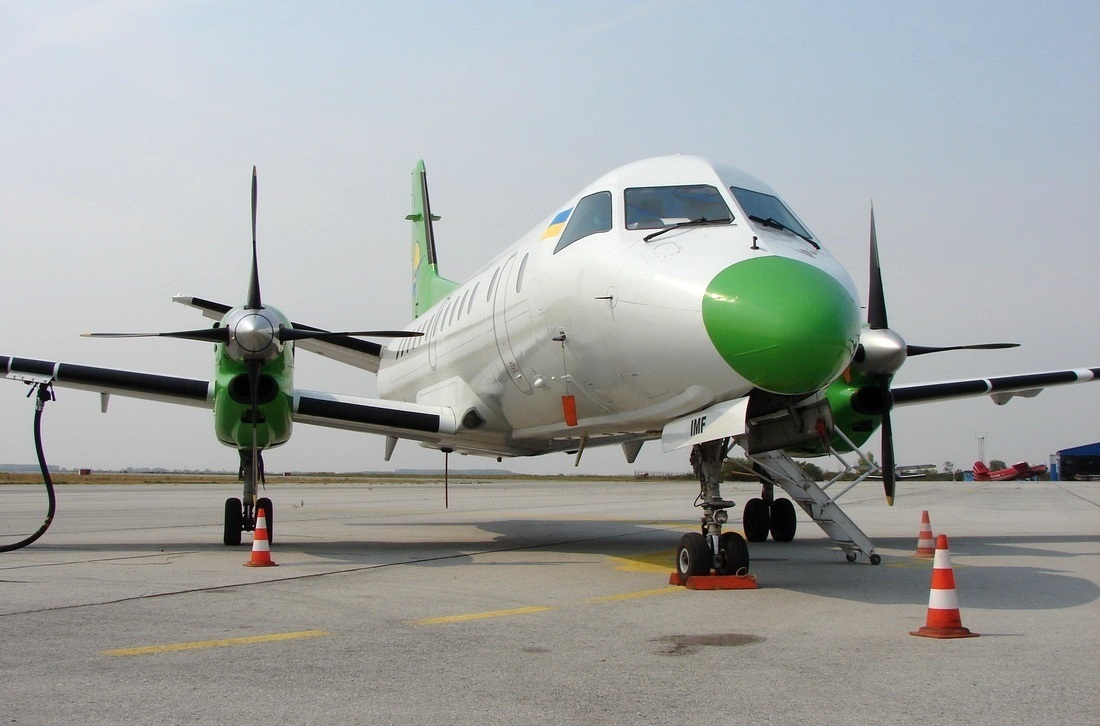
[1,355,456,443]
[891,367,1100,407]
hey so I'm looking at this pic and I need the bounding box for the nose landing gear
[676,439,751,581]
[223,449,272,546]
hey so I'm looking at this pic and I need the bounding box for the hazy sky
[1,1,1097,478]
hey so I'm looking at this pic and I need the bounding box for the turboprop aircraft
[3,156,1098,578]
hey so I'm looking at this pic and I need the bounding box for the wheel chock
[668,571,758,590]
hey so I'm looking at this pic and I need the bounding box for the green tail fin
[408,160,459,319]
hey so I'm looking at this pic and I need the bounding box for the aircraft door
[492,254,534,394]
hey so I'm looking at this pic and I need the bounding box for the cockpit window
[554,191,612,253]
[729,186,816,243]
[625,185,732,230]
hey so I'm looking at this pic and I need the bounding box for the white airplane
[3,156,1097,578]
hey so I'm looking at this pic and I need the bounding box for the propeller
[858,207,1018,506]
[865,208,898,505]
[82,167,423,518]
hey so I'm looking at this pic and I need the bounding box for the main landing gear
[743,464,797,543]
[223,449,272,546]
[676,440,751,581]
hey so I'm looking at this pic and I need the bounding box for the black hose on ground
[0,383,57,552]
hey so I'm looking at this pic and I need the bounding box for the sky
[1,1,1097,477]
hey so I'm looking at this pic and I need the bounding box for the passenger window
[554,192,612,253]
[468,283,479,314]
[516,253,529,292]
[487,268,500,301]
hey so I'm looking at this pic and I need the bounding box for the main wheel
[769,498,797,542]
[223,497,243,546]
[743,498,771,542]
[257,496,273,545]
[717,532,750,575]
[676,533,712,580]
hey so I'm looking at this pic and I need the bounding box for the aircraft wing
[292,390,457,442]
[2,356,212,409]
[1,355,455,444]
[172,296,383,373]
[891,367,1100,407]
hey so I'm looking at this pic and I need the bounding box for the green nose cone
[702,257,860,395]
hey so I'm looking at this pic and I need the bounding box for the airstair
[749,448,881,564]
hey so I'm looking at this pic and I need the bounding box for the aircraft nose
[702,257,860,395]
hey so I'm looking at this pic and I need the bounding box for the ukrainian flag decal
[540,208,572,240]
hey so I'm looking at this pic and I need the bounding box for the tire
[676,532,712,580]
[257,497,273,546]
[770,498,797,542]
[718,532,750,575]
[223,497,243,546]
[743,498,771,542]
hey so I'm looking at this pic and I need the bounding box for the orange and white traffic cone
[243,507,278,567]
[910,534,977,638]
[914,510,936,558]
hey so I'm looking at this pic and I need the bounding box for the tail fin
[408,160,458,319]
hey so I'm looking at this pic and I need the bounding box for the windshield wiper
[643,217,733,242]
[748,215,820,249]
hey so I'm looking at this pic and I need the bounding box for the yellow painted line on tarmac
[608,549,676,573]
[414,605,555,626]
[585,586,681,603]
[101,629,332,657]
[416,585,683,626]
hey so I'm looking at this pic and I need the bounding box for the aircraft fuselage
[377,156,861,457]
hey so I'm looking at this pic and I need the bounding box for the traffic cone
[243,507,278,567]
[910,534,977,638]
[914,510,936,558]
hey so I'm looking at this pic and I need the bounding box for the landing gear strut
[223,449,272,546]
[676,439,750,580]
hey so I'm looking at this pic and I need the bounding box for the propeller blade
[277,328,423,342]
[867,206,889,330]
[906,342,1019,356]
[246,358,262,508]
[83,328,230,343]
[246,166,262,311]
[880,402,896,506]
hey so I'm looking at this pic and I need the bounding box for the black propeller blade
[877,375,896,506]
[867,207,888,331]
[246,166,262,311]
[246,358,262,509]
[82,328,230,343]
[277,328,422,342]
[906,342,1019,356]
[865,209,896,503]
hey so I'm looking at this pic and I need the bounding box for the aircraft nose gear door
[676,438,750,580]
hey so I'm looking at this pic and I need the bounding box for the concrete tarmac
[1,478,1097,725]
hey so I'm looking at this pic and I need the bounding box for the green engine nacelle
[213,347,294,451]
[787,376,884,457]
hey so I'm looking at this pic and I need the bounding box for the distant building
[1051,443,1100,481]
